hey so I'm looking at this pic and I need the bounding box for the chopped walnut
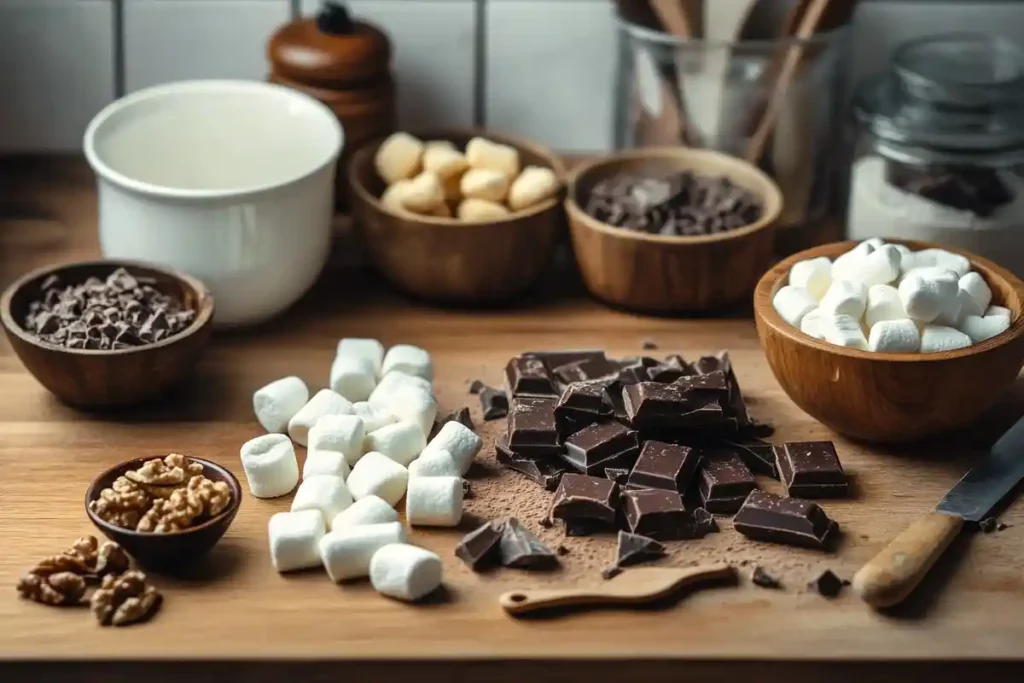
[29,536,130,579]
[90,571,162,626]
[17,572,87,606]
[184,475,232,517]
[135,475,232,532]
[89,477,150,529]
[124,453,203,486]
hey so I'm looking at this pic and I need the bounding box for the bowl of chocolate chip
[0,260,214,408]
[565,148,783,313]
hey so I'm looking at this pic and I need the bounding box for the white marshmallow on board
[329,355,377,403]
[319,521,407,582]
[406,476,463,527]
[288,389,354,447]
[336,338,386,377]
[772,286,818,327]
[920,325,973,353]
[788,257,832,301]
[303,449,351,481]
[364,420,426,466]
[868,319,921,353]
[960,314,1011,343]
[252,376,309,434]
[799,308,828,340]
[346,451,410,506]
[240,433,300,499]
[819,279,868,319]
[381,344,433,381]
[352,401,399,434]
[897,270,959,323]
[291,474,354,528]
[368,371,434,405]
[369,543,443,602]
[268,510,325,573]
[308,414,365,462]
[959,272,993,313]
[865,285,906,329]
[901,248,971,278]
[820,314,869,350]
[382,386,438,437]
[420,421,482,475]
[408,449,461,478]
[987,305,1012,322]
[330,495,399,529]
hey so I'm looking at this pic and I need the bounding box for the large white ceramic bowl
[84,80,343,327]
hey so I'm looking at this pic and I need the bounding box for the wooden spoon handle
[852,511,964,609]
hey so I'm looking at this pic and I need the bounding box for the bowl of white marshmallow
[240,338,479,602]
[755,239,1024,442]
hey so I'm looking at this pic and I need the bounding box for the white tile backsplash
[0,0,116,153]
[124,0,289,93]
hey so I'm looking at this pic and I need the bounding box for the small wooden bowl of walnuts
[85,453,242,570]
[348,129,567,305]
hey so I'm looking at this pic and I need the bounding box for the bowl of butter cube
[348,129,567,305]
[754,238,1024,443]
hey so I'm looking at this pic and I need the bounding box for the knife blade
[853,416,1024,609]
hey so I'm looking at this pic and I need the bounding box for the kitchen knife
[853,416,1024,609]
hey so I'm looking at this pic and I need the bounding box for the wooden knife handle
[852,511,964,609]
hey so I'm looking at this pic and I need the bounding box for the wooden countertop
[2,158,1024,683]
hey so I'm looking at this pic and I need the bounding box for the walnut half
[28,536,130,580]
[90,571,162,627]
[16,572,87,606]
[125,453,203,486]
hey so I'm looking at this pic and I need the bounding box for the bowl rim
[754,238,1024,362]
[84,455,242,538]
[564,147,784,245]
[347,127,569,227]
[0,258,215,357]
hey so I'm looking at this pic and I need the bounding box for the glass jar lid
[854,33,1024,154]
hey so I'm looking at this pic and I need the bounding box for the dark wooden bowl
[754,239,1024,443]
[0,259,215,408]
[565,148,783,313]
[85,456,242,571]
[348,129,568,305]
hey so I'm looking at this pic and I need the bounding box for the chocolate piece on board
[623,489,712,540]
[498,518,557,569]
[562,422,640,476]
[698,452,757,513]
[733,490,839,550]
[626,441,700,493]
[479,388,510,420]
[454,522,503,571]
[507,397,559,449]
[551,474,619,525]
[723,439,779,478]
[775,441,848,498]
[505,356,558,397]
[615,531,666,567]
[495,435,566,491]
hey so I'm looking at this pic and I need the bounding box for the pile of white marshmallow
[240,339,482,603]
[773,239,1013,353]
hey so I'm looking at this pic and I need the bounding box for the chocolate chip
[751,566,782,589]
[980,517,998,533]
[601,566,623,580]
[810,569,845,598]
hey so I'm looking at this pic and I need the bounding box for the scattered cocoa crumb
[461,479,473,498]
[556,544,570,556]
[999,522,1011,531]
[641,338,658,350]
[538,517,553,529]
[601,566,622,580]
[469,379,485,394]
[810,569,845,598]
[980,518,997,533]
[751,566,782,589]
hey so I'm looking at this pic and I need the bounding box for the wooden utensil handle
[852,511,965,609]
[499,589,610,615]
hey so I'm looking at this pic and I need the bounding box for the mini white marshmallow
[406,476,463,527]
[369,543,443,602]
[303,449,351,480]
[848,244,902,287]
[319,522,407,582]
[868,319,921,353]
[934,288,982,328]
[252,376,309,433]
[820,314,869,350]
[861,237,887,251]
[420,421,482,475]
[898,270,959,323]
[960,314,1011,343]
[364,420,426,466]
[291,474,354,528]
[819,279,868,319]
[329,355,377,403]
[987,305,1012,322]
[381,344,433,381]
[408,448,462,478]
[308,414,365,462]
[959,272,993,313]
[268,510,325,573]
[901,248,970,277]
[920,325,972,353]
[336,338,386,376]
[288,389,354,447]
[330,495,399,529]
[346,451,410,506]
[788,257,832,301]
[382,386,438,437]
[830,241,877,281]
[799,308,828,340]
[368,371,434,406]
[772,285,818,327]
[352,401,399,434]
[240,433,300,499]
[865,284,907,329]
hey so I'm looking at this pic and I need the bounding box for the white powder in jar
[847,156,1024,276]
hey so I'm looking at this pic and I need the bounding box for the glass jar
[846,33,1024,275]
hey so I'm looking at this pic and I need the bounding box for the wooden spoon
[499,564,735,617]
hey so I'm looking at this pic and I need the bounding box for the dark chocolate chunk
[562,422,640,476]
[461,479,472,498]
[695,351,749,426]
[810,569,845,598]
[507,397,559,449]
[980,517,998,533]
[733,490,839,550]
[626,441,700,493]
[551,474,619,525]
[553,357,621,385]
[523,350,607,374]
[674,370,729,393]
[468,379,486,394]
[698,452,757,513]
[495,435,566,491]
[623,382,726,430]
[886,161,1013,218]
[498,518,557,569]
[645,364,687,383]
[775,441,848,498]
[556,544,569,556]
[723,439,778,478]
[615,530,665,567]
[505,356,558,397]
[601,565,623,580]
[623,489,712,540]
[479,387,509,420]
[604,467,631,486]
[751,566,782,589]
[454,521,503,571]
[555,379,614,416]
[431,407,474,439]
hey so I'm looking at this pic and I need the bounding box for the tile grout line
[112,0,126,98]
[473,0,487,128]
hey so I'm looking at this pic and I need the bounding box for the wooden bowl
[754,239,1024,443]
[85,456,242,571]
[0,260,214,409]
[565,148,783,313]
[348,129,568,305]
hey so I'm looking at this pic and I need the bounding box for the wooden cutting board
[1,159,1023,683]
